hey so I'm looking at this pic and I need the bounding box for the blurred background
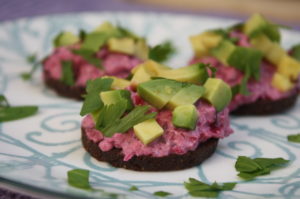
[0,0,299,29]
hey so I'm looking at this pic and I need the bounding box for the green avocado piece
[202,78,232,112]
[53,31,80,47]
[137,79,185,109]
[155,63,209,84]
[243,13,280,42]
[211,40,236,65]
[172,104,198,130]
[133,119,164,145]
[107,37,135,55]
[100,90,133,111]
[167,84,205,110]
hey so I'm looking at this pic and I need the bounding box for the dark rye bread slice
[44,75,85,100]
[231,92,299,115]
[81,127,219,171]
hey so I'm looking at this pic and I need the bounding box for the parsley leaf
[73,49,102,68]
[184,178,236,198]
[61,61,75,86]
[287,133,300,143]
[129,186,138,191]
[21,54,41,81]
[100,105,157,137]
[149,41,176,63]
[67,169,91,190]
[0,95,38,122]
[80,78,113,116]
[235,156,289,180]
[153,191,172,197]
[291,44,300,61]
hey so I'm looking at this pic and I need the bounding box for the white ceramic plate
[1,12,300,199]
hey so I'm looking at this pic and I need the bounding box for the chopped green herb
[0,95,9,107]
[67,169,91,190]
[235,156,289,180]
[287,133,300,143]
[61,61,75,86]
[72,49,102,68]
[80,78,113,116]
[250,23,281,42]
[149,41,176,63]
[129,186,138,191]
[291,44,300,61]
[100,105,157,137]
[184,178,236,198]
[21,54,41,81]
[81,32,109,52]
[0,106,38,122]
[116,25,140,40]
[79,29,87,40]
[153,191,172,197]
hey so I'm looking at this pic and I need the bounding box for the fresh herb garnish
[61,60,75,86]
[72,49,102,68]
[184,178,236,198]
[80,78,113,116]
[0,95,38,122]
[149,41,176,63]
[287,133,300,143]
[249,23,280,42]
[129,186,138,191]
[235,156,289,180]
[153,191,172,197]
[99,105,157,137]
[291,44,300,61]
[21,54,41,81]
[67,169,92,190]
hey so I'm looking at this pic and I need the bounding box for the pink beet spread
[82,92,233,161]
[190,31,300,111]
[43,46,141,86]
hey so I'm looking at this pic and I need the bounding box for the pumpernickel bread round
[44,72,85,100]
[81,127,219,171]
[231,92,299,115]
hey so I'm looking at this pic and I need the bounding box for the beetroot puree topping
[190,31,300,111]
[82,95,233,161]
[43,46,141,87]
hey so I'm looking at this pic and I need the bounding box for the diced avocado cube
[53,31,80,47]
[134,39,149,60]
[189,31,222,58]
[137,79,184,109]
[107,37,135,55]
[131,65,152,85]
[167,84,205,110]
[156,63,209,84]
[202,78,232,112]
[243,13,280,42]
[211,40,236,66]
[100,90,133,110]
[103,76,131,89]
[277,55,300,80]
[172,104,198,130]
[133,119,164,145]
[271,72,294,92]
[143,60,171,76]
[266,42,286,65]
[250,34,274,55]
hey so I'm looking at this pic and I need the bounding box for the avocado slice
[172,104,198,130]
[155,63,209,84]
[133,119,164,145]
[100,90,133,111]
[53,31,80,47]
[134,39,149,60]
[107,37,135,55]
[211,40,236,65]
[167,84,205,110]
[202,78,232,112]
[277,55,300,80]
[137,79,185,109]
[131,65,152,85]
[271,72,294,92]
